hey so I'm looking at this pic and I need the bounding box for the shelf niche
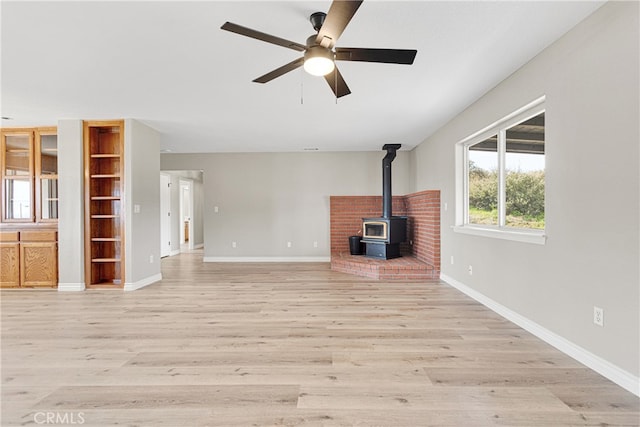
[83,121,124,288]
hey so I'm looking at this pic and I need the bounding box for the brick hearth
[331,252,438,280]
[330,190,440,280]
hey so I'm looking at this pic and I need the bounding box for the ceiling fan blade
[253,57,304,84]
[335,47,417,64]
[221,22,306,52]
[315,0,363,49]
[323,66,351,98]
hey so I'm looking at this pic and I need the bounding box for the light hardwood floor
[2,251,638,426]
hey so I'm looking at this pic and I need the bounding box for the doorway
[159,170,203,256]
[179,179,194,251]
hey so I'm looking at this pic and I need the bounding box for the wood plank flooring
[2,251,638,426]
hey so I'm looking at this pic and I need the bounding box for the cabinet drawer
[0,231,19,242]
[20,230,57,242]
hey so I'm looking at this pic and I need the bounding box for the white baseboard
[169,249,181,256]
[203,256,331,263]
[440,273,640,397]
[57,282,85,292]
[124,273,162,292]
[193,243,204,249]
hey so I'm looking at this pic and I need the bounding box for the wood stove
[361,144,407,259]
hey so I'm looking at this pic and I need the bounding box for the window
[455,97,545,244]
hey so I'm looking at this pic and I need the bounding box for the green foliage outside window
[468,161,545,229]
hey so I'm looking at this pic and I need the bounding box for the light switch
[134,204,141,213]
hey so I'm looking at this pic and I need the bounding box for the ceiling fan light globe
[304,57,335,76]
[303,46,335,76]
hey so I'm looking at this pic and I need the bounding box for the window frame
[454,96,546,245]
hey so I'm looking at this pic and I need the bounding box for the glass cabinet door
[3,133,32,176]
[2,132,34,221]
[36,131,58,220]
[3,179,32,220]
[40,178,58,220]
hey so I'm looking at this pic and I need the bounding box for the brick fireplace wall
[404,190,441,271]
[330,190,440,273]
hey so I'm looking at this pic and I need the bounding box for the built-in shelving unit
[83,120,125,288]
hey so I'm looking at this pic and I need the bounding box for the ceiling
[1,1,605,153]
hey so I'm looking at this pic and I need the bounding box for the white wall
[123,119,162,290]
[192,177,204,248]
[412,0,639,387]
[57,119,85,291]
[168,173,181,254]
[161,151,411,260]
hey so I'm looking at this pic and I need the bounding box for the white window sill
[453,225,546,245]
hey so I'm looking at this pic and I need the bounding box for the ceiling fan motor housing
[306,34,321,47]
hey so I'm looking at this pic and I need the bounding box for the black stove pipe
[382,144,401,219]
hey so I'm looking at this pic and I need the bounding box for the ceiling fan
[221,0,417,98]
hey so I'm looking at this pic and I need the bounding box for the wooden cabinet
[20,231,58,287]
[1,127,58,289]
[0,231,20,287]
[1,127,58,224]
[84,120,125,288]
[0,230,57,288]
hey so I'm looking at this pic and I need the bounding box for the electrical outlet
[232,241,237,248]
[149,255,154,263]
[313,241,318,248]
[287,241,292,248]
[468,265,473,275]
[450,256,454,265]
[593,306,604,327]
